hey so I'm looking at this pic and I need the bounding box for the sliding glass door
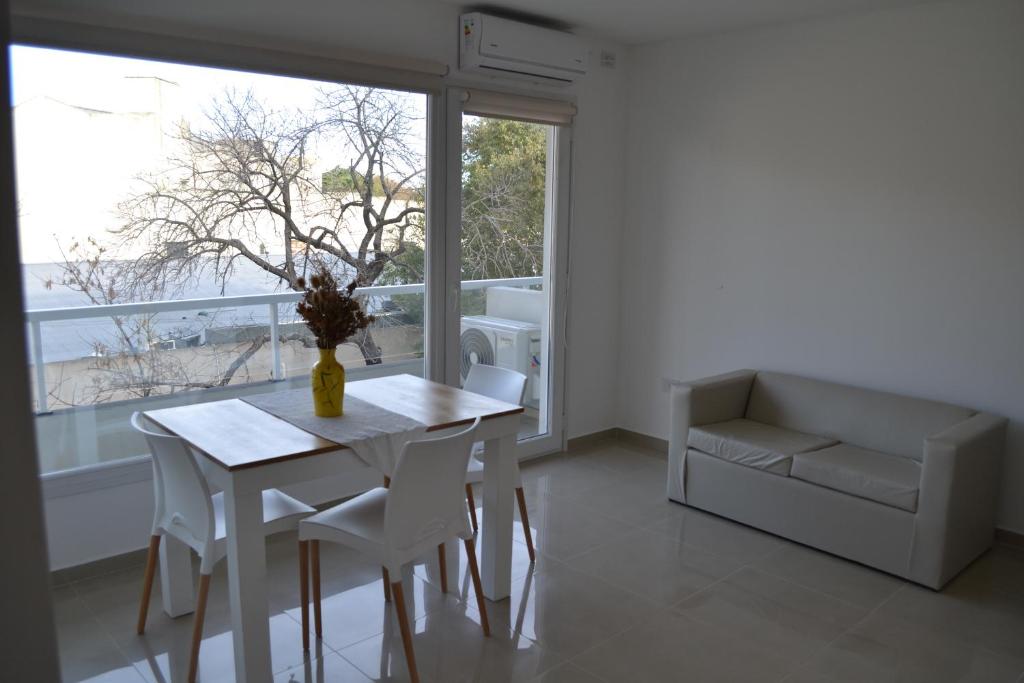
[453,99,570,454]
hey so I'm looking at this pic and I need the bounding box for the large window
[12,46,428,473]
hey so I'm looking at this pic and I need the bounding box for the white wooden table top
[144,374,524,471]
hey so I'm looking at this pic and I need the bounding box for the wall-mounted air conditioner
[459,12,588,86]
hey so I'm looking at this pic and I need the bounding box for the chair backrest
[131,412,214,554]
[385,417,481,554]
[464,364,527,406]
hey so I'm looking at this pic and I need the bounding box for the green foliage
[322,166,421,200]
[321,166,385,196]
[379,241,424,286]
[376,117,548,329]
[461,117,547,281]
[379,238,425,327]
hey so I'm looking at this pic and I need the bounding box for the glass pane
[13,45,427,474]
[460,115,551,441]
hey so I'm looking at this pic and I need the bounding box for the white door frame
[443,87,571,457]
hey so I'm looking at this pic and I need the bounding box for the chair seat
[296,417,491,678]
[688,418,837,476]
[299,487,390,560]
[211,488,316,542]
[791,443,921,512]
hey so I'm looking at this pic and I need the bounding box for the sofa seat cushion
[791,443,921,512]
[688,418,838,476]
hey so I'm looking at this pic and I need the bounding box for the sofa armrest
[909,412,1007,588]
[667,370,756,502]
[687,370,758,427]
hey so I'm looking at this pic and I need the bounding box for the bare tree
[49,90,549,406]
[99,85,425,367]
[460,117,546,281]
[49,238,312,405]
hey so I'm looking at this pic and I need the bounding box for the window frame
[15,17,576,495]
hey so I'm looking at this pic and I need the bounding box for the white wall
[14,0,629,568]
[619,0,1024,531]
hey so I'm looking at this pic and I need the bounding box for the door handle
[449,284,461,314]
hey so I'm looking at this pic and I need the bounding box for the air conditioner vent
[460,13,588,86]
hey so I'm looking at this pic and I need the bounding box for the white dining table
[143,373,524,683]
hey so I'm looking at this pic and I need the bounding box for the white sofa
[668,370,1007,589]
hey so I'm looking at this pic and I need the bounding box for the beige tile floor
[50,438,1024,682]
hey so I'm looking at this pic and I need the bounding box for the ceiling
[459,0,933,44]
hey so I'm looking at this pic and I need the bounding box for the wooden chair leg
[187,573,211,683]
[136,534,161,635]
[382,567,392,602]
[390,579,419,683]
[515,487,536,563]
[298,540,310,652]
[463,537,491,637]
[311,540,322,639]
[465,483,479,533]
[438,543,448,594]
[381,476,392,604]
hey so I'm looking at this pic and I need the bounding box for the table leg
[224,484,272,683]
[160,534,194,618]
[444,540,459,594]
[480,433,516,600]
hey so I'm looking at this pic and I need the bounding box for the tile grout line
[280,569,486,667]
[530,469,817,678]
[743,540,907,614]
[64,578,151,683]
[328,597,492,683]
[777,581,909,682]
[563,521,904,683]
[565,557,758,680]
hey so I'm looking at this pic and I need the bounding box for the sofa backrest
[745,371,975,461]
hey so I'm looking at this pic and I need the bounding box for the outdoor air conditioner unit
[460,315,541,407]
[459,12,588,85]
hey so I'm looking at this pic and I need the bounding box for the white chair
[461,364,535,562]
[299,418,489,683]
[131,412,316,683]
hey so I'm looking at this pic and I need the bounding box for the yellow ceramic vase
[311,347,345,417]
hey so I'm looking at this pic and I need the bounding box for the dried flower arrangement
[295,267,375,350]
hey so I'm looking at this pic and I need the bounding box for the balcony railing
[25,276,543,413]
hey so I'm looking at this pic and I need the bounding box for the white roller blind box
[11,15,448,94]
[462,89,576,126]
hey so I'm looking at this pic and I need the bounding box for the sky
[9,44,427,263]
[10,44,428,122]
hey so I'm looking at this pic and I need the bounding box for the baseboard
[51,546,151,587]
[610,427,668,454]
[565,427,668,456]
[996,528,1024,550]
[565,428,617,452]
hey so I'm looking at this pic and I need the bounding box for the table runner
[242,389,427,475]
